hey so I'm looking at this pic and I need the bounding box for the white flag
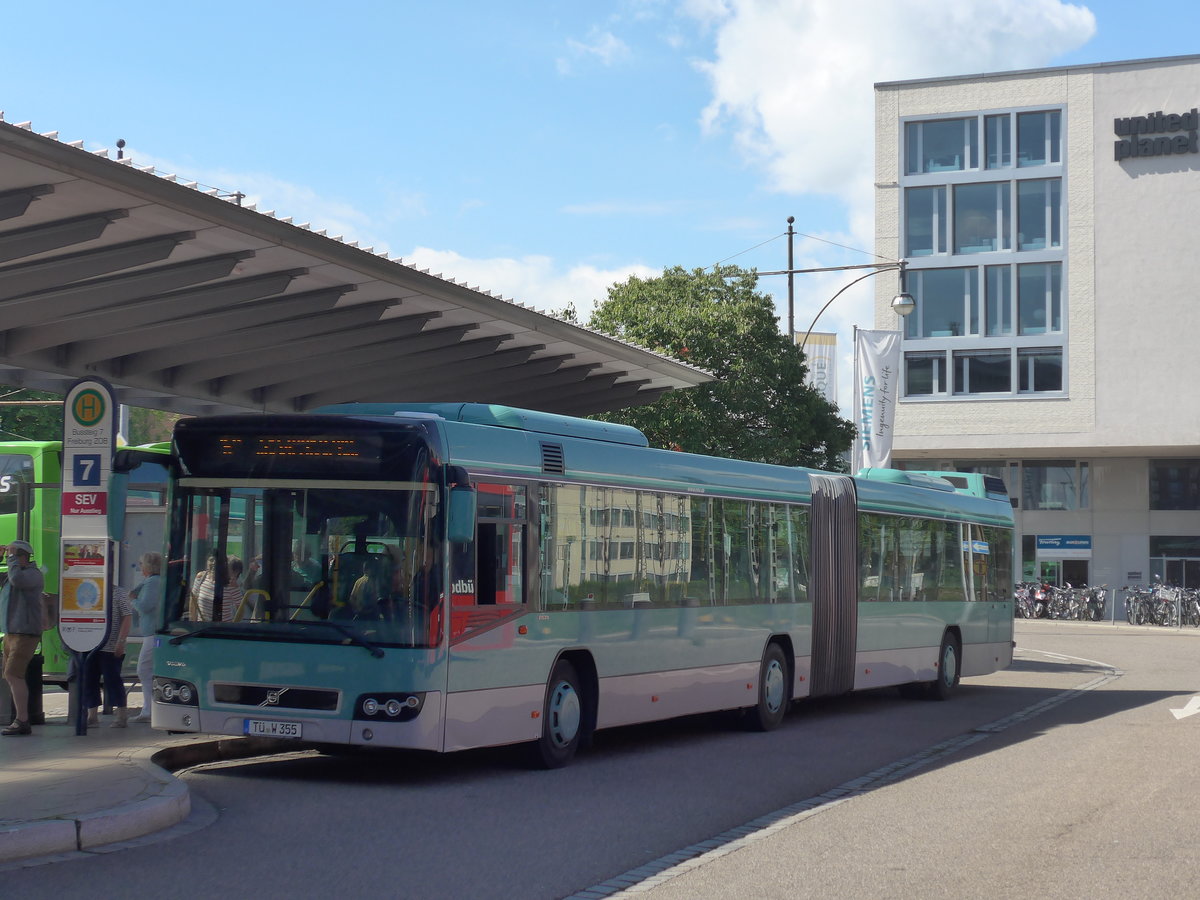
[800,332,837,407]
[853,329,902,472]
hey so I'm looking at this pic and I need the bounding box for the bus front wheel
[928,632,961,701]
[530,659,583,769]
[746,642,790,731]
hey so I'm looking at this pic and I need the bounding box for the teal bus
[126,403,1014,767]
[0,440,170,685]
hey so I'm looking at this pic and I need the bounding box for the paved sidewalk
[0,697,290,866]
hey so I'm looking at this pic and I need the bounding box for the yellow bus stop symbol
[71,389,106,427]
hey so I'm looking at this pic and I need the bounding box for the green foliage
[0,386,64,441]
[129,407,182,445]
[587,265,854,471]
[548,301,580,323]
[0,386,181,445]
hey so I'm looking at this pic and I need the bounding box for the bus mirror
[108,471,128,541]
[447,485,476,544]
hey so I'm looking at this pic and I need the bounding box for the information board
[58,379,116,652]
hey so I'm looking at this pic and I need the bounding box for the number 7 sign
[72,454,101,487]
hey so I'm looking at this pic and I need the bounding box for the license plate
[244,718,303,739]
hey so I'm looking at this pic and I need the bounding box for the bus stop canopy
[0,118,711,418]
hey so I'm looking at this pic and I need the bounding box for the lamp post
[797,260,913,354]
[757,217,915,353]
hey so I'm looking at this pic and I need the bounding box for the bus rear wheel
[928,632,961,701]
[530,659,583,769]
[746,642,790,731]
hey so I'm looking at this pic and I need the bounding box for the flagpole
[852,324,860,474]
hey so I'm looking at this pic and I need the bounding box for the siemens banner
[853,329,901,471]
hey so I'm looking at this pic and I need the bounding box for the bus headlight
[355,692,424,722]
[153,676,199,707]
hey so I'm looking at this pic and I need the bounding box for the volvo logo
[262,688,289,707]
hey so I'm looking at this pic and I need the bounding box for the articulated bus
[0,440,170,685]
[123,403,1014,767]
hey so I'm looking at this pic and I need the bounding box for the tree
[0,385,181,444]
[129,407,183,444]
[587,265,854,470]
[0,386,64,441]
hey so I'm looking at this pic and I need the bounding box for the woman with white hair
[130,552,162,724]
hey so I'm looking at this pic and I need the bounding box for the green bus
[124,403,1014,767]
[0,440,170,685]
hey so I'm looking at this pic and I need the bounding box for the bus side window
[474,521,523,609]
[451,497,525,640]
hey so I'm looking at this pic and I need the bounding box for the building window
[1150,460,1200,510]
[1018,348,1063,392]
[904,345,1064,398]
[953,350,1011,394]
[953,182,1011,254]
[985,114,1011,168]
[984,265,1012,336]
[1016,178,1061,251]
[907,267,977,338]
[906,117,978,174]
[1149,538,1200,587]
[1017,262,1061,334]
[905,186,947,256]
[905,351,947,395]
[1017,110,1061,167]
[1021,460,1088,510]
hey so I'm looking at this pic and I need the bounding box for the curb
[0,735,298,864]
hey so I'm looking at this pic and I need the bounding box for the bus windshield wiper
[293,620,386,658]
[169,621,385,658]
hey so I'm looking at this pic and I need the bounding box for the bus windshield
[164,480,443,649]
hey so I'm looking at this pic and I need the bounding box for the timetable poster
[60,540,108,631]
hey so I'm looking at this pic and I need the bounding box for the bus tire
[928,632,961,701]
[746,642,790,732]
[530,659,583,769]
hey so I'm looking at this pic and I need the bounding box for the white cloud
[126,149,396,253]
[558,29,634,74]
[404,247,656,318]
[693,0,1095,204]
[122,148,649,321]
[684,0,1096,414]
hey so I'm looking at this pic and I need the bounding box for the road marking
[1170,696,1200,720]
[568,649,1121,899]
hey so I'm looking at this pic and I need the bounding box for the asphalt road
[6,620,1198,899]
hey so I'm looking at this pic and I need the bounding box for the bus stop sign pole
[57,379,116,736]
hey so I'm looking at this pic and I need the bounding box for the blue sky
[3,0,1198,411]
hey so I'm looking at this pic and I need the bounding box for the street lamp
[758,218,914,354]
[798,260,914,354]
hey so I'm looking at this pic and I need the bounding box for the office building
[874,55,1200,588]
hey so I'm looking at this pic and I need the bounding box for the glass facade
[1020,461,1088,511]
[900,106,1065,399]
[1150,460,1200,510]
